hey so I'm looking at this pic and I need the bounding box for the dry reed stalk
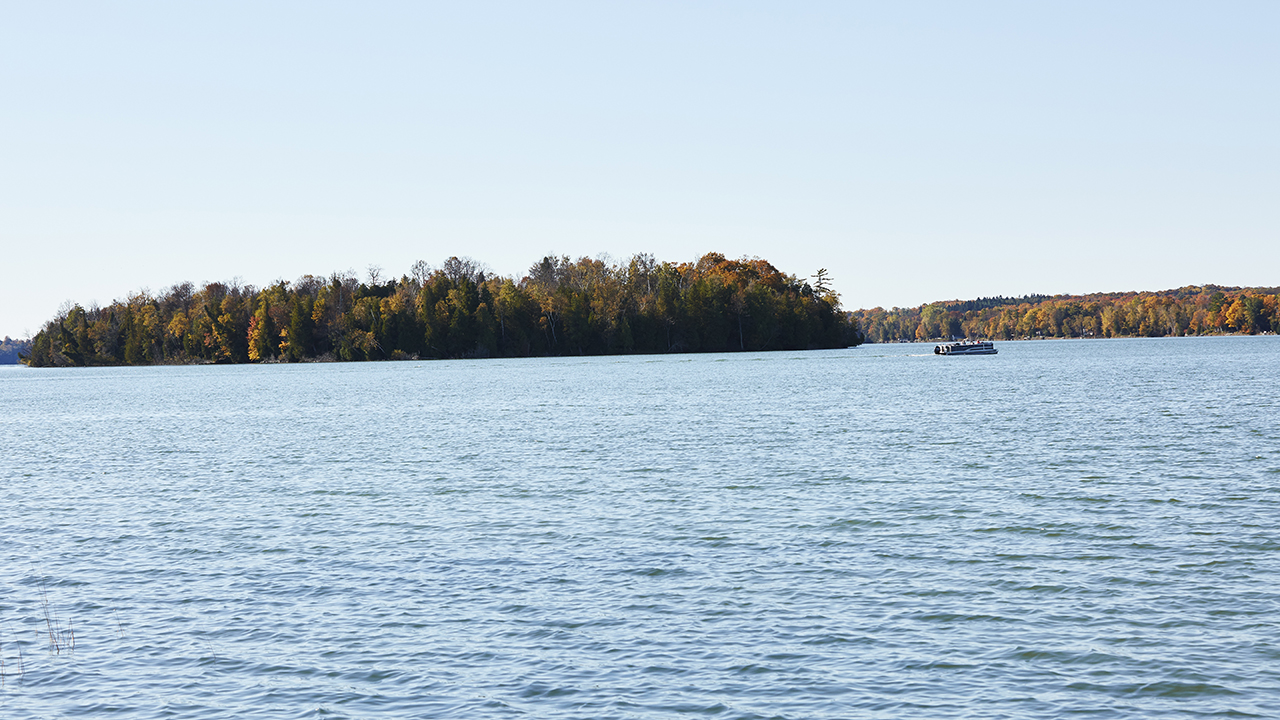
[38,581,75,655]
[0,623,26,682]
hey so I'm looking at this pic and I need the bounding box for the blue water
[2,336,1278,719]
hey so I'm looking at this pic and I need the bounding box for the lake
[2,336,1278,719]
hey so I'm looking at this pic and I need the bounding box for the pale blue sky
[2,1,1277,338]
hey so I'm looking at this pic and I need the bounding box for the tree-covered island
[22,253,861,367]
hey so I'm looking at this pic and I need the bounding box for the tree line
[22,253,861,367]
[854,285,1280,343]
[0,337,31,364]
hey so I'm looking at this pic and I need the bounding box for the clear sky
[2,1,1277,339]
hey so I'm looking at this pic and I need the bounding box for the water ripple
[2,337,1279,718]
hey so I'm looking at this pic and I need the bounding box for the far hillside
[853,285,1280,343]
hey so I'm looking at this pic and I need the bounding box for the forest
[854,285,1280,343]
[21,253,861,367]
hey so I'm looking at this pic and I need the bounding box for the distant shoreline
[853,285,1278,343]
[867,331,1278,344]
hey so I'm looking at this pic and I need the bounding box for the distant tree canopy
[0,336,31,364]
[23,253,862,367]
[854,285,1280,343]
